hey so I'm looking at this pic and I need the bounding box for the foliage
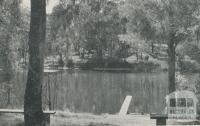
[67,59,74,68]
[0,0,21,76]
[0,0,29,73]
[82,1,124,58]
[175,73,196,91]
[130,61,160,72]
[79,57,131,69]
[180,42,200,63]
[121,0,200,45]
[0,0,27,103]
[179,60,200,73]
[120,0,200,92]
[49,0,127,61]
[48,1,80,60]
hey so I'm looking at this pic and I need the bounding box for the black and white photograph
[1,0,200,125]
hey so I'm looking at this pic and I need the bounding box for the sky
[22,0,59,14]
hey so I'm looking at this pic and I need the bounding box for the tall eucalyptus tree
[121,0,200,93]
[24,0,46,125]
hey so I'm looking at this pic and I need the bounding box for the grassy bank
[2,111,199,126]
[0,111,153,126]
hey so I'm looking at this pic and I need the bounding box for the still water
[1,70,169,114]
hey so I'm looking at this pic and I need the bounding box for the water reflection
[0,70,169,114]
[43,70,168,114]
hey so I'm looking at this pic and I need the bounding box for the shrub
[67,59,74,68]
[130,61,160,72]
[58,58,64,67]
[79,58,132,69]
[179,60,200,73]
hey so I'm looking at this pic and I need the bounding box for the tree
[48,0,79,62]
[122,0,200,93]
[0,0,21,81]
[0,0,24,107]
[24,0,46,126]
[154,0,199,93]
[48,0,126,61]
[81,1,125,59]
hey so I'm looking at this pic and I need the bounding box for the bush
[58,58,64,67]
[77,57,160,72]
[130,61,160,72]
[179,60,200,73]
[67,59,74,68]
[78,58,132,69]
[105,58,132,68]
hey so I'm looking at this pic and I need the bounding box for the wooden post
[48,75,51,110]
[156,118,166,126]
[150,114,167,126]
[44,114,50,126]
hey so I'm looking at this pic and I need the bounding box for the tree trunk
[151,42,154,53]
[24,0,46,126]
[168,37,176,93]
[7,87,11,105]
[136,51,138,61]
[167,5,176,93]
[97,45,103,60]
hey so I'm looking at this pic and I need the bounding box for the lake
[0,70,169,114]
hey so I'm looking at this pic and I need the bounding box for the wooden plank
[44,111,56,114]
[44,114,50,126]
[119,95,132,115]
[0,109,24,113]
[150,114,168,119]
[0,109,56,114]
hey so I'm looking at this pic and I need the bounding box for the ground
[0,111,198,126]
[52,112,154,126]
[0,112,154,126]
